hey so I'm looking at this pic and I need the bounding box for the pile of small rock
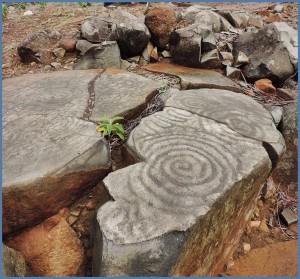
[16,2,298,88]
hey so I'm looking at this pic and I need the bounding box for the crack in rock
[83,69,106,120]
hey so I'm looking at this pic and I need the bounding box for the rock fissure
[83,69,106,121]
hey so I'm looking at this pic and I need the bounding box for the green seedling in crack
[96,116,125,141]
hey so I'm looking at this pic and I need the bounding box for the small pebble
[50,62,61,69]
[70,209,81,217]
[67,215,77,226]
[253,207,260,217]
[274,4,284,13]
[257,199,264,207]
[225,260,235,271]
[52,47,65,58]
[250,220,261,228]
[258,219,270,233]
[286,230,295,237]
[30,62,36,66]
[23,10,33,16]
[2,63,11,69]
[242,242,251,253]
[265,237,274,244]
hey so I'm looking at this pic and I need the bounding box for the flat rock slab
[2,69,161,235]
[94,88,284,276]
[143,62,242,92]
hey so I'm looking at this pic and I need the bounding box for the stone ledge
[2,69,161,235]
[94,87,285,276]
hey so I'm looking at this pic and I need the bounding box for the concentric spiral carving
[98,104,270,244]
[166,88,280,143]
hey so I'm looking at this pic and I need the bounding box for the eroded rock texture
[2,69,161,235]
[94,87,285,276]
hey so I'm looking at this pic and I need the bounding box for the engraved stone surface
[95,87,285,276]
[2,69,161,235]
[143,62,242,92]
[165,88,281,143]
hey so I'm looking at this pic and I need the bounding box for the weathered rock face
[74,41,121,70]
[76,39,99,55]
[170,23,221,68]
[184,9,232,32]
[270,102,298,195]
[145,5,177,49]
[93,86,284,276]
[80,17,113,43]
[169,24,202,68]
[112,10,150,58]
[233,23,297,85]
[2,244,31,277]
[5,210,84,276]
[143,62,242,92]
[17,29,61,63]
[218,11,247,28]
[272,22,298,69]
[2,69,162,235]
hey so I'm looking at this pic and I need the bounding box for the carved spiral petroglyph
[166,89,280,143]
[98,105,268,244]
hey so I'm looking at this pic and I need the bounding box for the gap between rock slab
[83,69,106,121]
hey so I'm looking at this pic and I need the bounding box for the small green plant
[157,80,169,94]
[17,3,27,10]
[77,2,91,8]
[96,116,125,141]
[39,2,47,10]
[2,4,8,18]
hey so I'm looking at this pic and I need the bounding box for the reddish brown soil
[227,240,298,276]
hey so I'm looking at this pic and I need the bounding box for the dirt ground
[2,2,298,277]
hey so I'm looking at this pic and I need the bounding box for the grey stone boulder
[111,10,150,58]
[74,41,121,70]
[184,4,214,24]
[2,244,31,276]
[233,23,296,85]
[169,24,202,68]
[194,11,229,32]
[80,17,114,43]
[217,11,247,28]
[221,51,234,66]
[2,69,162,235]
[226,65,242,79]
[17,29,61,64]
[272,22,298,69]
[200,49,222,69]
[94,88,284,276]
[270,102,298,194]
[184,8,233,32]
[170,24,219,68]
[76,39,100,55]
[248,15,264,29]
[266,106,283,127]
